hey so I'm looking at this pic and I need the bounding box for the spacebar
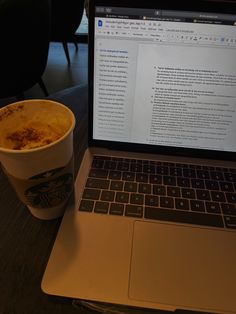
[145,207,224,228]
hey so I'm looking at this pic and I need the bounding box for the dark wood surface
[0,84,94,314]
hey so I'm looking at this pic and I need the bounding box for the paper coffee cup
[0,99,75,220]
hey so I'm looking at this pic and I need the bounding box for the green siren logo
[25,173,73,208]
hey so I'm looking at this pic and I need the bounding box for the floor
[0,42,88,107]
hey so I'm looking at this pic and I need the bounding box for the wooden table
[0,84,94,314]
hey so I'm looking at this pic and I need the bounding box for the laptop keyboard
[79,156,236,230]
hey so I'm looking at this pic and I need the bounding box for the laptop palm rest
[129,221,236,313]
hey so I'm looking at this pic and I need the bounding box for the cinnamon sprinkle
[0,104,24,122]
[6,127,44,150]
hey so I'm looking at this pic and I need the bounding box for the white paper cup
[0,99,75,220]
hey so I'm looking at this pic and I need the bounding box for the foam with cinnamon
[0,100,73,150]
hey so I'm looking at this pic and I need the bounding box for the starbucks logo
[25,173,73,208]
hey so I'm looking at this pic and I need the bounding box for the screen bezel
[88,0,236,161]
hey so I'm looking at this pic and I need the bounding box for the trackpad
[129,221,236,313]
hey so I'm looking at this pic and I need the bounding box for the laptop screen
[90,1,236,159]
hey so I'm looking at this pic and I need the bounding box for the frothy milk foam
[0,100,72,150]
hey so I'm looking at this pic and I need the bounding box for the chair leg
[62,41,71,66]
[73,36,78,51]
[38,77,49,97]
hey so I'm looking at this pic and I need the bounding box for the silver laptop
[42,0,236,313]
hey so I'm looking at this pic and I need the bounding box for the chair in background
[0,0,50,100]
[50,0,85,66]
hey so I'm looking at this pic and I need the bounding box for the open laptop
[42,0,236,313]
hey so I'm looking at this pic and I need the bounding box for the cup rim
[0,99,76,154]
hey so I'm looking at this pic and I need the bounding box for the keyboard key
[115,192,129,203]
[163,176,176,186]
[216,167,228,172]
[136,173,148,183]
[170,167,182,176]
[175,198,189,210]
[124,158,132,163]
[226,193,236,203]
[177,163,189,168]
[205,180,219,191]
[224,173,236,182]
[139,183,151,194]
[117,162,129,171]
[190,164,202,169]
[206,202,221,214]
[110,180,123,191]
[109,171,122,180]
[104,160,116,170]
[167,186,181,197]
[149,174,162,184]
[145,195,159,207]
[130,193,144,205]
[220,182,234,192]
[177,177,190,187]
[122,172,135,181]
[83,188,100,200]
[221,203,236,216]
[210,171,224,181]
[101,190,115,202]
[183,169,196,178]
[79,200,94,212]
[196,189,211,201]
[86,178,109,189]
[202,166,213,170]
[94,156,110,160]
[112,157,123,162]
[124,182,137,192]
[190,200,205,212]
[125,205,143,218]
[153,185,166,196]
[89,169,108,179]
[163,162,175,167]
[156,166,169,175]
[182,188,196,199]
[196,170,210,179]
[94,201,109,214]
[110,203,124,215]
[191,179,205,189]
[143,165,155,173]
[211,191,226,202]
[92,159,104,169]
[130,163,142,172]
[145,207,224,228]
[224,216,236,229]
[160,197,174,209]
